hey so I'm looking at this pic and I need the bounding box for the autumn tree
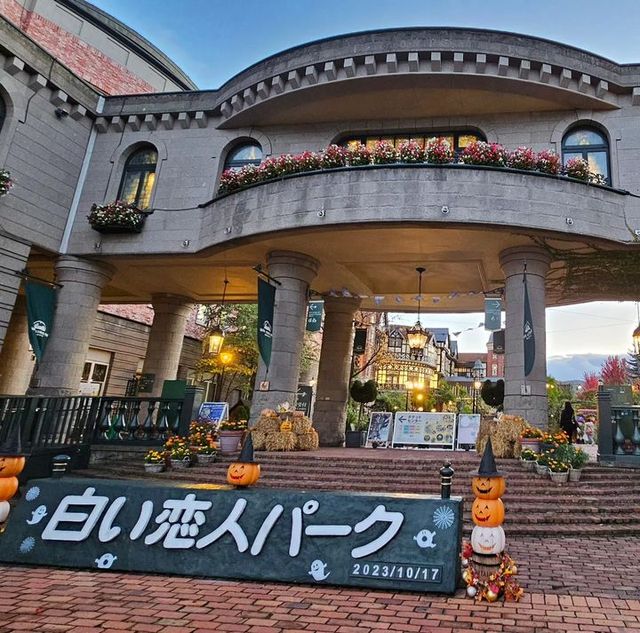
[599,355,628,386]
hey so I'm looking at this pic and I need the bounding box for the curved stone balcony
[66,164,639,309]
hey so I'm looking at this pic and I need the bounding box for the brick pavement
[1,536,639,633]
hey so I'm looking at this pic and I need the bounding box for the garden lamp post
[472,359,484,414]
[405,381,413,410]
[214,350,234,401]
[203,277,229,358]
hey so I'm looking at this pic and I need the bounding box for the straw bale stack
[476,414,527,458]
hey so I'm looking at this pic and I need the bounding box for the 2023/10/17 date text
[351,562,442,582]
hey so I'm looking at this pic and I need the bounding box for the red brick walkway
[1,536,639,633]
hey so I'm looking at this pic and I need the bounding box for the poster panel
[392,412,457,449]
[455,414,481,449]
[365,412,394,447]
[198,402,229,424]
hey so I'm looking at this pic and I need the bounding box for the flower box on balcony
[88,201,150,234]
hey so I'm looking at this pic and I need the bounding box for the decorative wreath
[461,542,524,602]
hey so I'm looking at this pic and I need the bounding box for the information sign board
[198,402,229,424]
[365,412,394,447]
[295,385,313,417]
[455,414,481,449]
[392,412,457,449]
[0,478,463,594]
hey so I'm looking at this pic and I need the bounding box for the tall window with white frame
[562,127,610,185]
[118,145,158,209]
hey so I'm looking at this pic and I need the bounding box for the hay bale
[254,413,281,434]
[292,415,312,435]
[251,430,267,451]
[265,431,296,452]
[476,414,528,458]
[296,429,319,451]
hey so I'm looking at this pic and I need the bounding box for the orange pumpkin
[227,462,260,487]
[280,421,292,432]
[471,475,506,500]
[0,476,19,502]
[0,456,25,478]
[472,497,505,528]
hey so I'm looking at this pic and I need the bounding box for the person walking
[559,401,578,444]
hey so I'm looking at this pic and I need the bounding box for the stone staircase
[78,448,640,537]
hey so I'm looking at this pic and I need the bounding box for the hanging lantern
[407,267,430,353]
[203,277,229,357]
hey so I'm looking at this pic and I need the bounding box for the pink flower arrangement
[565,157,589,181]
[508,147,537,171]
[461,141,507,167]
[322,144,348,168]
[371,140,397,165]
[424,137,454,164]
[397,139,426,163]
[87,200,146,230]
[216,143,608,195]
[536,150,561,175]
[0,169,13,196]
[346,143,372,166]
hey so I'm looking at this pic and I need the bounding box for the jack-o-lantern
[471,475,506,500]
[470,526,506,555]
[472,498,505,527]
[0,421,25,510]
[280,421,292,432]
[226,432,260,487]
[0,456,25,478]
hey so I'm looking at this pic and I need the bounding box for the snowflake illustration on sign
[433,506,455,530]
[19,537,36,554]
[25,486,40,502]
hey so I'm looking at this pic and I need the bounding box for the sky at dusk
[90,0,640,362]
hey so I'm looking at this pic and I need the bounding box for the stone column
[0,294,35,394]
[251,251,319,417]
[31,256,114,396]
[141,294,194,397]
[313,296,361,446]
[499,246,551,428]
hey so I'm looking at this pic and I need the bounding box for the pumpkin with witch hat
[227,432,260,487]
[0,420,26,524]
[471,438,506,531]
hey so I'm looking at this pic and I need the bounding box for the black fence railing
[0,389,202,479]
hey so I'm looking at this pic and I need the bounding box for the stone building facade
[1,16,640,442]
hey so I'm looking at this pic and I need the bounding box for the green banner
[257,278,275,367]
[25,281,57,362]
[306,301,323,332]
[523,268,535,377]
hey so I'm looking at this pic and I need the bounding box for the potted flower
[196,443,218,465]
[508,147,537,171]
[143,449,165,473]
[371,140,397,165]
[568,446,589,482]
[321,144,348,169]
[189,421,217,465]
[547,458,570,483]
[164,435,192,469]
[564,157,589,181]
[536,150,561,175]
[397,139,425,163]
[346,143,372,166]
[520,425,543,452]
[87,200,150,233]
[535,451,550,476]
[424,137,454,164]
[520,447,537,470]
[460,141,507,167]
[217,419,248,455]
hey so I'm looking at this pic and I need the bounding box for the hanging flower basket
[0,169,13,197]
[88,201,151,234]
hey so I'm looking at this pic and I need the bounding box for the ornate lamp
[407,267,429,353]
[203,277,229,357]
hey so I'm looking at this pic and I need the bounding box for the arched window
[224,142,262,170]
[562,127,610,185]
[117,145,158,209]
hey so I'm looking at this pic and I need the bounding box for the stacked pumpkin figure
[0,421,26,529]
[462,438,523,602]
[251,409,319,452]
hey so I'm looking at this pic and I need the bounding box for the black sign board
[0,478,462,594]
[295,385,313,417]
[137,373,155,393]
[353,328,367,355]
[306,301,324,332]
[493,330,505,354]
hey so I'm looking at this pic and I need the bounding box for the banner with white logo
[25,281,56,362]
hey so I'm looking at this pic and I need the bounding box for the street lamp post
[405,381,413,411]
[472,359,484,414]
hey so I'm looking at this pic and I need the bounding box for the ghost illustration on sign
[26,505,48,525]
[413,529,437,549]
[308,559,330,581]
[95,553,118,569]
